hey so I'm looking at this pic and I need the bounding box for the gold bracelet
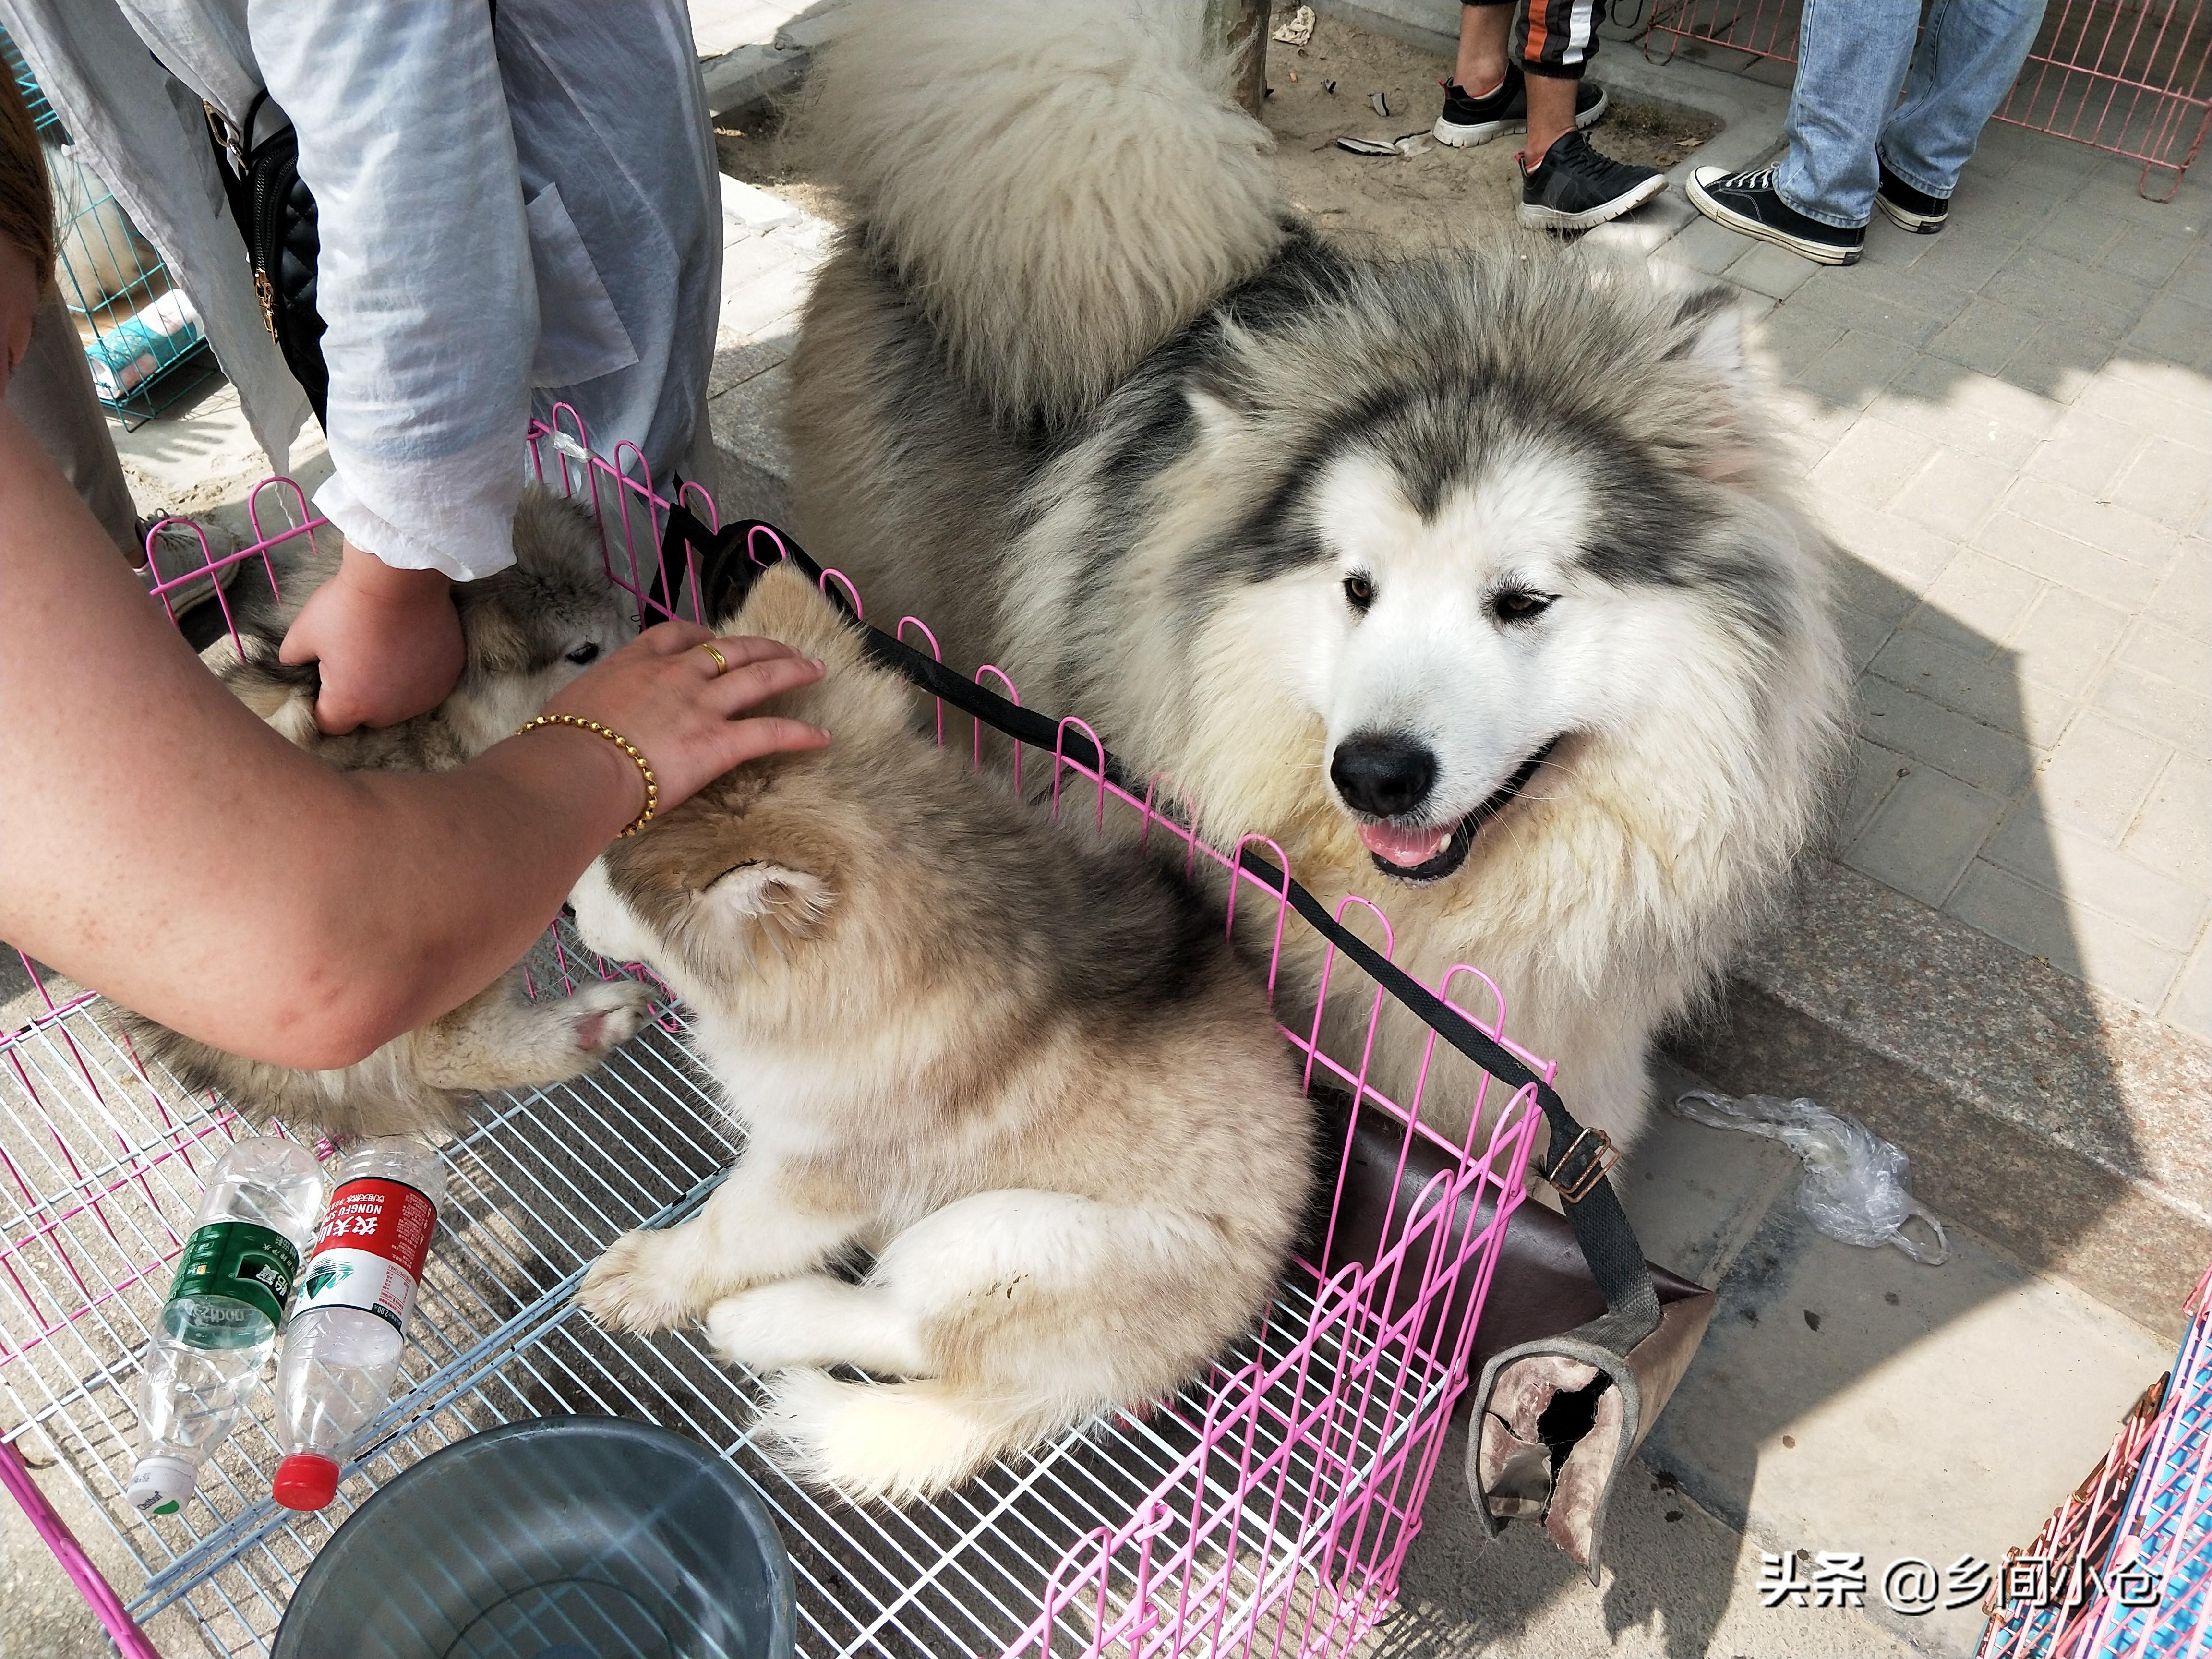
[513,713,660,836]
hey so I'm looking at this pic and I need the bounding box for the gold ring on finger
[697,642,730,677]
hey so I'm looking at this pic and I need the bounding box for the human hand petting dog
[279,537,466,733]
[537,619,831,824]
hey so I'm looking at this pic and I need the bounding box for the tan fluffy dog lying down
[570,564,1315,1504]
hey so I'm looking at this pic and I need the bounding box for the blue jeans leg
[1775,0,1921,228]
[1879,0,2049,199]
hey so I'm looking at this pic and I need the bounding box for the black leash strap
[660,508,1661,1341]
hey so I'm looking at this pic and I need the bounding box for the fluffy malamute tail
[763,1369,1068,1505]
[798,0,1287,430]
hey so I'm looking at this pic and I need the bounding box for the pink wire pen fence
[1643,0,2212,199]
[0,409,1546,1657]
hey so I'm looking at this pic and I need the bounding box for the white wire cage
[0,419,1548,1658]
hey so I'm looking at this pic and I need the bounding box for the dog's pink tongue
[1358,821,1450,868]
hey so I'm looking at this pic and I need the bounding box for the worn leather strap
[662,507,1663,1348]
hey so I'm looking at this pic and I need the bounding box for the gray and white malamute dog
[119,487,655,1140]
[572,564,1312,1504]
[781,1,1849,1155]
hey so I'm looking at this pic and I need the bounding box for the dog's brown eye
[565,642,601,666]
[1494,589,1554,623]
[1343,573,1375,613]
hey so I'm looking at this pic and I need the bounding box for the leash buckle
[1548,1126,1619,1203]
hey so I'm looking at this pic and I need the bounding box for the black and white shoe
[1517,129,1666,232]
[1875,160,1948,234]
[1685,164,1865,264]
[1433,64,1609,148]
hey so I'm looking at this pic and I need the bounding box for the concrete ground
[5,4,2203,1657]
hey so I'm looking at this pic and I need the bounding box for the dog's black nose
[1330,733,1437,818]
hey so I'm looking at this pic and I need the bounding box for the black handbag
[204,88,327,428]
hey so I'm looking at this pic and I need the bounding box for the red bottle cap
[272,1453,341,1511]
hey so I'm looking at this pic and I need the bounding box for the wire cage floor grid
[0,412,1548,1658]
[0,25,217,423]
[1642,0,2212,199]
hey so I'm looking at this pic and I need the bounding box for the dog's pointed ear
[1184,379,1246,453]
[1668,286,1745,375]
[699,860,835,937]
[1663,286,1762,486]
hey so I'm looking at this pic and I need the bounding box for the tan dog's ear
[699,859,835,937]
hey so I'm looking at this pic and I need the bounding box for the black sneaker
[1875,159,1948,234]
[1685,164,1865,264]
[1517,129,1666,232]
[1433,63,1609,148]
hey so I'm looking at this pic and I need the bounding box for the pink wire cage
[0,407,1548,1658]
[1977,1259,2212,1659]
[1643,0,2212,200]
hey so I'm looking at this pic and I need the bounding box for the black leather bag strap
[663,508,1664,1346]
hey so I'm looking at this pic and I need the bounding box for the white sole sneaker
[1433,84,1609,150]
[1683,169,1863,265]
[1517,170,1665,232]
[1875,192,1947,234]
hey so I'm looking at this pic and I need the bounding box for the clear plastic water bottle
[126,1137,324,1517]
[271,1137,445,1512]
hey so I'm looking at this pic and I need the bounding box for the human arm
[0,406,828,1070]
[249,2,529,730]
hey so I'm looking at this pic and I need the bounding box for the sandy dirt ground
[715,8,1717,252]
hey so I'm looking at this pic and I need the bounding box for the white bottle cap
[125,1455,198,1516]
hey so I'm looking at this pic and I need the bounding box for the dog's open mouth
[1357,738,1560,883]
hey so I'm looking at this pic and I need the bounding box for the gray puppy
[118,488,656,1140]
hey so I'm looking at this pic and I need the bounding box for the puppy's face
[568,564,912,994]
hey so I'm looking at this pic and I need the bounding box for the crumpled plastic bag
[1671,1089,1950,1265]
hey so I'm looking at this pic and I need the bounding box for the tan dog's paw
[563,976,658,1059]
[577,1228,703,1333]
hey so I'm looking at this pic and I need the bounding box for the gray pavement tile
[2097,228,2199,288]
[1806,487,1960,591]
[1728,241,1821,300]
[705,361,792,478]
[2151,539,2211,637]
[2096,351,2212,416]
[2122,754,2212,893]
[1755,306,1849,380]
[1926,299,2042,375]
[1899,444,2016,541]
[2169,243,2212,309]
[2094,661,2212,756]
[2005,586,2133,697]
[2123,618,2212,692]
[1855,221,1933,268]
[1855,675,2037,796]
[1996,322,2115,402]
[1914,545,2044,652]
[1667,214,1760,276]
[2067,166,2212,230]
[1791,278,1951,346]
[1835,260,1974,325]
[1790,329,1919,411]
[1866,385,2047,470]
[1867,623,2075,747]
[1972,511,2164,608]
[1982,810,2210,951]
[2125,292,2212,373]
[2110,438,2212,532]
[2003,474,2179,568]
[2073,369,2212,439]
[2029,408,2151,498]
[1834,601,1896,675]
[2027,204,2129,264]
[706,329,791,399]
[2164,930,2212,1043]
[1888,355,2063,433]
[1804,418,1925,507]
[1946,857,2185,1008]
[1835,737,1910,846]
[1841,762,2006,904]
[1906,226,2031,292]
[2036,711,2174,840]
[1828,553,1921,628]
[1980,247,2157,341]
